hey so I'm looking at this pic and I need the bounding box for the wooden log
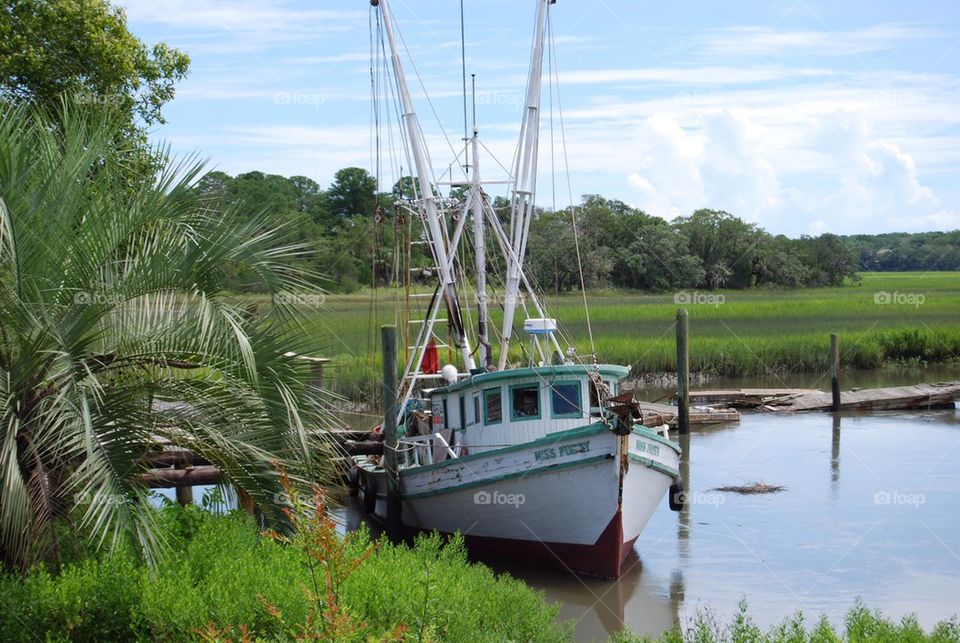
[342,440,384,456]
[175,484,193,506]
[141,451,212,468]
[830,334,841,413]
[326,429,383,442]
[141,465,222,488]
[676,309,690,435]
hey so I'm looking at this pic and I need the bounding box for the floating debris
[712,482,786,495]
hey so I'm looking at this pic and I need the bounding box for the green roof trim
[435,363,631,395]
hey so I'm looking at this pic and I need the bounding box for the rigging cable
[548,9,596,358]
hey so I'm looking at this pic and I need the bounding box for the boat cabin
[399,364,630,468]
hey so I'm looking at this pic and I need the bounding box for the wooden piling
[381,325,402,540]
[175,483,193,506]
[830,334,841,413]
[676,309,690,435]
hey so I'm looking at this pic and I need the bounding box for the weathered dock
[636,401,740,427]
[685,389,820,409]
[684,382,960,413]
[763,382,960,413]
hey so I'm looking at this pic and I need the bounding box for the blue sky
[118,0,960,236]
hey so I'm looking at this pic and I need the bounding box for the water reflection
[677,430,691,561]
[831,414,841,492]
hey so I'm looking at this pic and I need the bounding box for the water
[498,409,960,640]
[339,407,960,641]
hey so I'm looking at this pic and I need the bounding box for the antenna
[471,73,477,131]
[460,0,469,168]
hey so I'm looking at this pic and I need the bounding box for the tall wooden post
[676,309,690,435]
[381,325,402,540]
[830,334,841,413]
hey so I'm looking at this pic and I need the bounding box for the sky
[118,0,960,237]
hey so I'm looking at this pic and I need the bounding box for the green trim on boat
[627,454,680,479]
[403,454,612,499]
[399,422,610,475]
[630,425,683,454]
[437,364,631,395]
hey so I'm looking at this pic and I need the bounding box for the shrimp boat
[355,0,682,578]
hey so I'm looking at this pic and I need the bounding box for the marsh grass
[286,273,960,400]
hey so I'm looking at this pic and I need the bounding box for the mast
[376,0,475,373]
[498,0,552,370]
[471,129,492,369]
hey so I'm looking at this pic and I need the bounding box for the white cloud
[558,66,837,87]
[120,1,363,32]
[808,112,959,232]
[626,112,783,225]
[627,115,705,219]
[701,24,939,57]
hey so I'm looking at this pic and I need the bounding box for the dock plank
[763,382,960,412]
[637,401,741,427]
[687,388,820,408]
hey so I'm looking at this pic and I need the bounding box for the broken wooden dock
[636,401,740,427]
[684,382,960,413]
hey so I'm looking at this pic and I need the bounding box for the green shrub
[0,503,568,642]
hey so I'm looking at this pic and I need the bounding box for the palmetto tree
[0,102,335,569]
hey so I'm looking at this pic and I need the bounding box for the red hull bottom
[406,510,634,579]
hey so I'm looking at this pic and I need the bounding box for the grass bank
[0,500,568,642]
[306,272,960,400]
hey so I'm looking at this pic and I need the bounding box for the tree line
[199,168,958,295]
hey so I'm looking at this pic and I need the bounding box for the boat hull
[358,423,679,577]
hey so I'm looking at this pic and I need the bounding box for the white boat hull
[358,422,680,577]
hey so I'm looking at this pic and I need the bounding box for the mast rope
[548,9,596,358]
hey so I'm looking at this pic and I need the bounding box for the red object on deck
[421,339,439,374]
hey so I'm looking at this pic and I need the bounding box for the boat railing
[397,432,461,468]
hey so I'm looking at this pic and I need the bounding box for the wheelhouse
[398,365,629,465]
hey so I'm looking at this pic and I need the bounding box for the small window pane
[473,396,480,425]
[552,383,581,417]
[484,389,502,424]
[512,385,540,419]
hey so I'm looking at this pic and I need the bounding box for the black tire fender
[669,479,686,512]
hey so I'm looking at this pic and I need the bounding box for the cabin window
[473,395,481,425]
[483,388,502,425]
[459,396,466,431]
[442,397,449,429]
[510,384,541,420]
[551,381,582,418]
[589,379,615,409]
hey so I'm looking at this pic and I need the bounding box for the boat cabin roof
[432,364,630,396]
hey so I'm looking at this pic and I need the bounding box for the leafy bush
[0,501,568,642]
